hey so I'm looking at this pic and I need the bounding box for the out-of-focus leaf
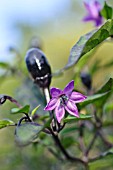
[89,152,113,169]
[61,137,75,148]
[63,19,113,70]
[11,105,30,114]
[95,78,113,107]
[96,78,113,94]
[90,59,101,75]
[15,122,43,146]
[16,78,46,115]
[0,62,10,69]
[103,102,113,113]
[31,105,40,118]
[101,2,113,20]
[60,126,79,135]
[78,92,109,109]
[64,114,92,123]
[102,60,113,68]
[43,118,52,128]
[89,148,113,168]
[0,119,14,129]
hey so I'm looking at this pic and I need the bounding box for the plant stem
[89,149,113,162]
[85,132,98,156]
[49,128,85,164]
[43,87,52,118]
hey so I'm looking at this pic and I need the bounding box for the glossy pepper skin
[25,48,51,88]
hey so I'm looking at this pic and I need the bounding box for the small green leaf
[61,137,75,148]
[64,114,92,123]
[78,92,109,109]
[31,105,40,118]
[101,2,113,20]
[15,122,43,146]
[60,126,79,135]
[0,119,15,129]
[11,105,30,114]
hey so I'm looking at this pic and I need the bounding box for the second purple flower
[44,80,87,123]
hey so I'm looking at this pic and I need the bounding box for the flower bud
[80,72,92,90]
[25,48,51,88]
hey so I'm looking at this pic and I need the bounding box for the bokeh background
[0,0,113,169]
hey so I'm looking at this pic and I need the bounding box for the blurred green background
[0,0,113,169]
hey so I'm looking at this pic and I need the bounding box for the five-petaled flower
[44,80,87,123]
[83,0,103,27]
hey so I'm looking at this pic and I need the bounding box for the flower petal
[55,102,65,123]
[83,15,94,22]
[84,2,92,15]
[70,92,87,103]
[95,16,103,27]
[91,1,101,18]
[50,87,62,98]
[65,100,79,117]
[63,80,74,95]
[44,98,58,111]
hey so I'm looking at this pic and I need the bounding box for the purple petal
[84,2,92,15]
[65,101,79,117]
[63,80,74,95]
[55,102,65,123]
[50,87,62,98]
[83,15,94,22]
[70,92,87,103]
[95,16,103,26]
[84,1,102,19]
[44,98,58,111]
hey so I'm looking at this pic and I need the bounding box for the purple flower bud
[83,0,103,27]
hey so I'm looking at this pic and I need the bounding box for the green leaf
[101,2,113,20]
[95,78,113,107]
[61,137,75,148]
[0,119,15,129]
[96,78,113,94]
[31,105,40,118]
[104,102,113,113]
[78,92,109,109]
[15,122,43,146]
[63,20,113,70]
[60,126,79,135]
[0,62,10,69]
[11,105,30,114]
[64,114,92,123]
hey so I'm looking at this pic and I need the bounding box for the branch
[98,131,113,148]
[84,132,98,156]
[89,149,113,162]
[49,128,85,164]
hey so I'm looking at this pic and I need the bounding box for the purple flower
[44,80,87,123]
[83,0,103,27]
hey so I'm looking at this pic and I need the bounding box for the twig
[84,132,98,156]
[89,149,113,162]
[49,128,85,164]
[79,121,86,153]
[98,131,113,148]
